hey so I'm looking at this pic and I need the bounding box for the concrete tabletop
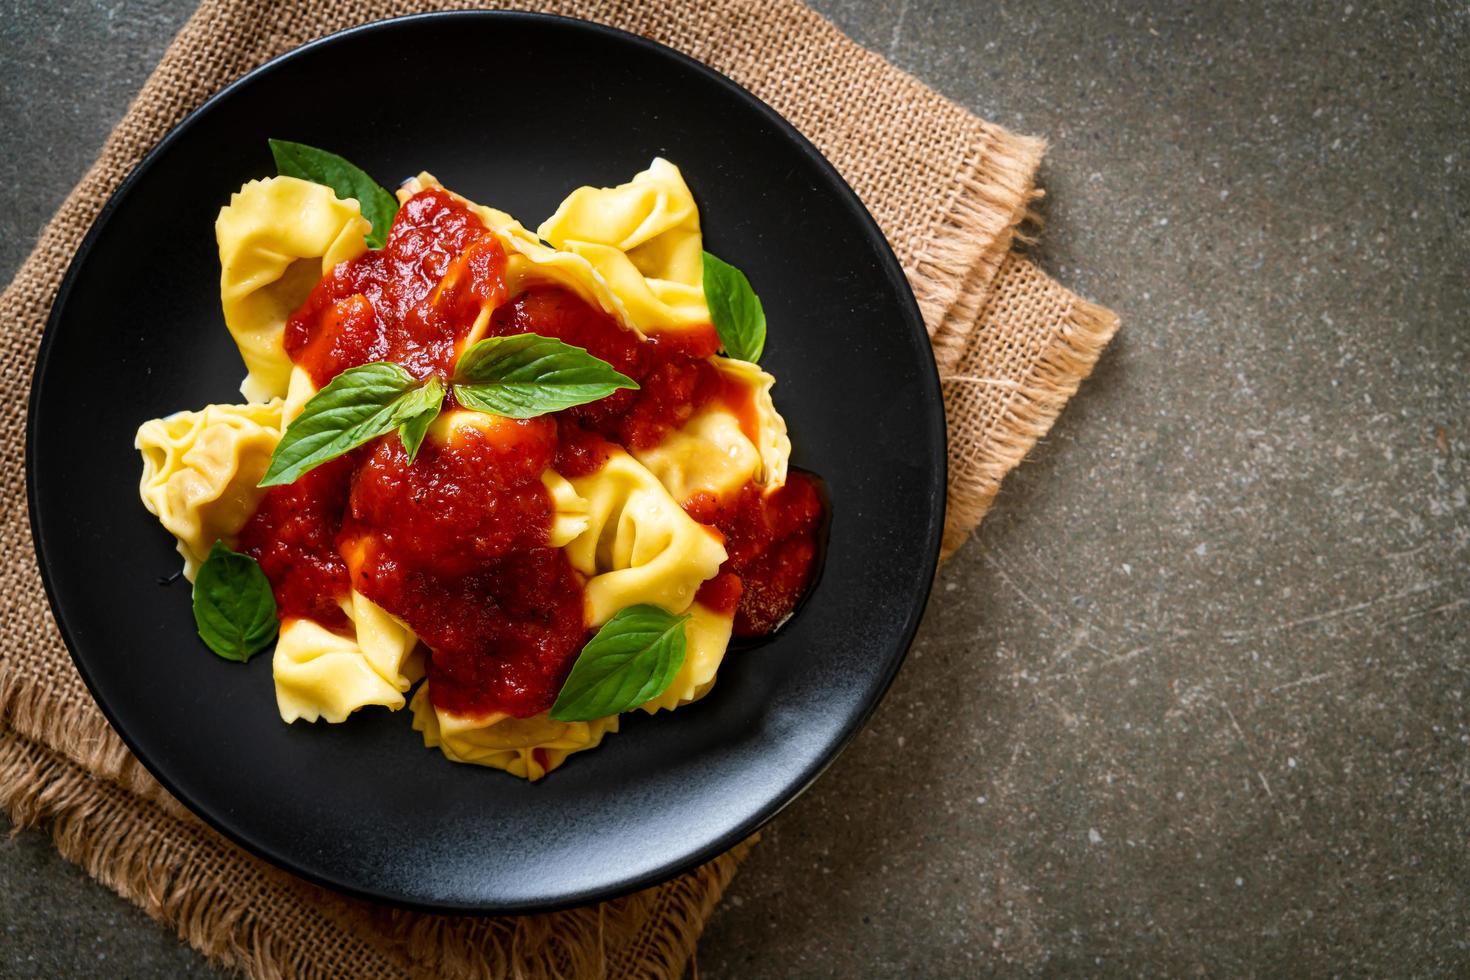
[2,1,1465,976]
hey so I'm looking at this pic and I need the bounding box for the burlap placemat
[0,1,1118,976]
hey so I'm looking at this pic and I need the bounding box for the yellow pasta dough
[632,361,791,504]
[216,176,371,401]
[401,172,635,337]
[410,600,729,775]
[538,158,703,285]
[274,591,422,724]
[410,687,618,781]
[402,169,710,338]
[714,358,791,489]
[135,401,284,578]
[561,449,727,627]
[634,409,763,504]
[541,470,592,548]
[539,159,698,269]
[638,600,735,714]
[537,158,708,333]
[281,363,317,423]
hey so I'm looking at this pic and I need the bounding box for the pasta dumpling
[638,600,735,714]
[404,172,637,335]
[537,158,708,333]
[714,358,791,490]
[136,401,283,578]
[274,591,422,724]
[541,470,591,548]
[402,170,707,338]
[410,687,618,781]
[633,360,791,503]
[217,176,371,401]
[561,449,727,627]
[282,363,318,422]
[634,409,763,504]
[540,160,698,269]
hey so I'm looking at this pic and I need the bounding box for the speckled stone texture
[2,0,1466,976]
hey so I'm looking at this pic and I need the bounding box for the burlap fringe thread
[0,0,1119,976]
[0,721,754,980]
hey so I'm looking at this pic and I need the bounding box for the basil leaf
[269,139,399,249]
[397,376,444,464]
[259,362,437,487]
[702,250,766,363]
[192,542,278,662]
[452,333,638,419]
[549,605,689,721]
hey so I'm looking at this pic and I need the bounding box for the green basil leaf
[702,250,767,363]
[549,605,689,721]
[397,376,444,463]
[268,139,399,249]
[452,333,638,419]
[259,362,436,487]
[192,542,278,662]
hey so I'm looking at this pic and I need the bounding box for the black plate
[28,12,945,913]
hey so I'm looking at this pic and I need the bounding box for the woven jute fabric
[0,1,1118,976]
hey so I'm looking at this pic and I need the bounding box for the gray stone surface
[1,0,1466,976]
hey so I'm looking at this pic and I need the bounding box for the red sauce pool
[686,475,824,636]
[248,187,825,718]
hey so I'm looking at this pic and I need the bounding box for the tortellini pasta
[537,157,708,333]
[632,359,790,503]
[412,452,731,772]
[410,688,618,781]
[402,172,635,337]
[274,591,422,724]
[402,167,709,338]
[561,449,727,627]
[409,600,728,775]
[634,409,763,503]
[217,176,371,401]
[714,358,791,490]
[541,470,591,548]
[638,600,735,714]
[136,401,284,578]
[282,363,318,423]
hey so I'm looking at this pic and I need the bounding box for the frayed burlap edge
[0,732,410,979]
[940,255,1120,557]
[921,140,1047,380]
[0,666,171,808]
[0,725,758,979]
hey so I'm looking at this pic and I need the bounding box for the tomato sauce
[342,417,586,718]
[283,189,505,384]
[695,572,744,617]
[686,475,824,636]
[237,455,355,632]
[248,188,825,719]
